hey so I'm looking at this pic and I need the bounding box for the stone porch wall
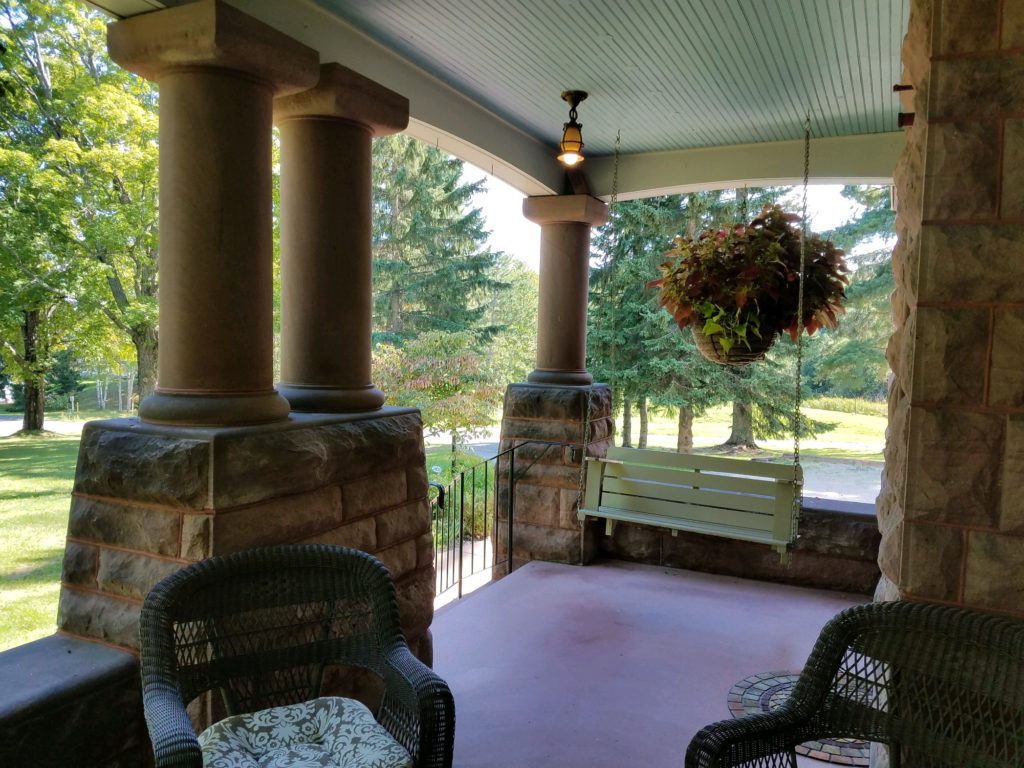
[57,408,435,656]
[879,0,1024,615]
[496,383,613,567]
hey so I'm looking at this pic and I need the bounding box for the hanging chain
[575,129,621,520]
[789,113,811,554]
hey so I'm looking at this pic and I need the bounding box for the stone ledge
[0,634,145,767]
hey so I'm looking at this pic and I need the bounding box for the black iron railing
[430,439,575,600]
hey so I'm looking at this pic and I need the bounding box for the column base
[139,389,290,426]
[278,383,385,413]
[527,368,594,386]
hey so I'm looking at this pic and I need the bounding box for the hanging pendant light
[558,90,588,166]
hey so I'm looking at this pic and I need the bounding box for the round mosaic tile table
[727,672,870,766]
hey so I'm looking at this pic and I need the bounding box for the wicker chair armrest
[685,710,813,768]
[379,644,455,768]
[142,681,204,768]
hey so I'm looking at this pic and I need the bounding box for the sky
[461,164,866,272]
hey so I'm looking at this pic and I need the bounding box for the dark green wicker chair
[140,544,454,768]
[685,600,1024,768]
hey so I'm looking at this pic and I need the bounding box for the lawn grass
[0,432,80,651]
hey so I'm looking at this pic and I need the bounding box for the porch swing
[577,117,832,558]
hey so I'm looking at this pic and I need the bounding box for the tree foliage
[0,0,159,429]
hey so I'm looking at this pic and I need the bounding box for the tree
[46,348,84,397]
[803,186,895,398]
[486,255,537,386]
[371,135,506,344]
[374,330,503,452]
[0,0,160,425]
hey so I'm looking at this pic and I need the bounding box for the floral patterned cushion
[198,697,415,768]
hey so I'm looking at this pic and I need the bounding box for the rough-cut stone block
[990,310,1024,407]
[57,589,141,649]
[933,57,1017,120]
[919,224,1024,303]
[500,418,583,444]
[513,483,562,528]
[406,464,428,501]
[212,412,424,507]
[559,488,581,529]
[502,383,611,421]
[940,0,999,54]
[964,531,1024,610]
[1000,417,1024,532]
[344,470,407,519]
[212,486,344,554]
[61,541,98,589]
[75,423,209,508]
[68,496,180,557]
[912,306,987,404]
[513,462,580,490]
[923,122,999,220]
[877,519,902,586]
[906,408,1004,528]
[904,522,963,601]
[1005,1,1024,48]
[375,540,418,580]
[415,532,433,569]
[608,523,662,563]
[180,512,212,561]
[375,500,430,549]
[394,570,434,635]
[96,549,183,601]
[301,517,377,552]
[511,523,581,564]
[1002,120,1024,218]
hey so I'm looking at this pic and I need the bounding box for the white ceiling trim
[585,132,906,201]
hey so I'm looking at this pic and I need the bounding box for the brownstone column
[107,0,318,426]
[274,65,408,412]
[879,0,1024,617]
[523,195,608,385]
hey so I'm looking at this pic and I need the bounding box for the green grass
[0,432,80,651]
[622,404,886,461]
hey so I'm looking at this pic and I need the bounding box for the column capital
[107,0,319,95]
[523,194,608,227]
[274,63,409,137]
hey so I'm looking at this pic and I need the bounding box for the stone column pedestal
[523,195,608,386]
[275,64,409,412]
[57,410,435,662]
[107,0,318,426]
[496,383,613,567]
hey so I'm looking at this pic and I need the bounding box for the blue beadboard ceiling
[314,0,909,157]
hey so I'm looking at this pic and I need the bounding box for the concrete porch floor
[432,559,865,768]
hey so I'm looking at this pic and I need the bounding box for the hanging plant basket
[691,324,774,367]
[648,204,849,368]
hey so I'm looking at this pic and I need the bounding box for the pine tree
[371,135,505,344]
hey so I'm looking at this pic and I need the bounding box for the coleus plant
[649,204,849,355]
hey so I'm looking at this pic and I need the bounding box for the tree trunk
[621,397,632,448]
[638,396,648,449]
[132,326,158,400]
[676,406,694,452]
[387,289,403,334]
[726,399,757,448]
[20,309,45,432]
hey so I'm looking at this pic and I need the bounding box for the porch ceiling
[90,0,909,197]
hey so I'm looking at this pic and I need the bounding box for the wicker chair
[140,544,454,768]
[685,600,1024,768]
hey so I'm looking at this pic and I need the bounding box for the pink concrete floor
[432,559,864,768]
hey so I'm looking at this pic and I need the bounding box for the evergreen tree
[371,135,506,344]
[803,186,895,398]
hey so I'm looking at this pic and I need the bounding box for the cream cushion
[198,696,415,768]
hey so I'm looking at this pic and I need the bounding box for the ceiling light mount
[558,90,588,167]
